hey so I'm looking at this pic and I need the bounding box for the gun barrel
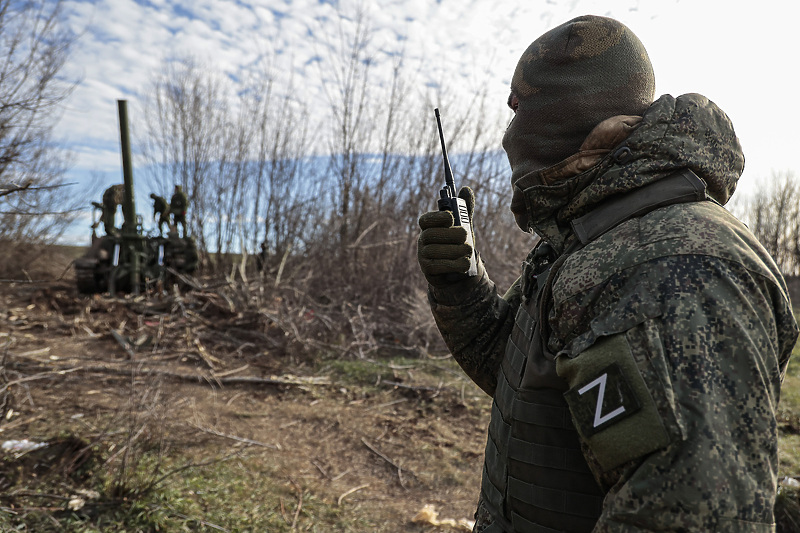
[434,108,455,196]
[118,100,135,228]
[117,99,141,295]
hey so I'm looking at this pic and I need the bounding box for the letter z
[578,372,626,428]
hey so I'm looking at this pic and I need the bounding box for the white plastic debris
[75,488,100,500]
[68,497,86,511]
[2,439,47,453]
[781,477,800,488]
[65,488,100,511]
[412,504,474,531]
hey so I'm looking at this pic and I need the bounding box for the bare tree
[736,171,800,276]
[141,54,321,275]
[0,0,80,275]
[316,5,376,247]
[135,3,529,355]
[141,57,231,268]
[241,64,317,263]
[240,63,275,255]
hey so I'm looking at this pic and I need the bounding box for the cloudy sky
[55,0,799,238]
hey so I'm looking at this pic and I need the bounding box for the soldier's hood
[509,93,744,250]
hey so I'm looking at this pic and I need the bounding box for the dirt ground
[0,265,492,531]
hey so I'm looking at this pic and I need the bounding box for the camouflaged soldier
[100,184,124,235]
[150,193,170,236]
[170,185,188,238]
[417,15,799,533]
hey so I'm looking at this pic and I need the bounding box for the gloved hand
[417,186,478,287]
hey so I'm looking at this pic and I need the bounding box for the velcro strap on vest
[570,168,707,245]
[511,399,573,428]
[507,477,604,519]
[508,437,591,474]
[494,371,517,425]
[501,340,528,392]
[484,423,507,491]
[511,512,571,533]
[481,463,506,517]
[514,304,536,341]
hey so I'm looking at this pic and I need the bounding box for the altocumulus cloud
[54,0,799,203]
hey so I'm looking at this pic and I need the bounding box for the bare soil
[0,258,491,532]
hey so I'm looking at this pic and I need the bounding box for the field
[0,250,490,532]
[1,251,799,532]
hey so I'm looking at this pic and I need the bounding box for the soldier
[255,241,268,273]
[417,15,798,532]
[170,185,188,238]
[100,184,124,235]
[150,193,170,236]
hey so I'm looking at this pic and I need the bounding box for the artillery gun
[75,100,198,295]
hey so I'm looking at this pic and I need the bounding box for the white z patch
[578,372,626,428]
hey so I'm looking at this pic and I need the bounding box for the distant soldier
[100,184,124,235]
[170,185,188,238]
[256,241,268,273]
[150,193,170,236]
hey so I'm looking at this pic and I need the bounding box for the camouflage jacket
[102,184,124,207]
[429,94,799,531]
[170,190,188,212]
[152,195,169,215]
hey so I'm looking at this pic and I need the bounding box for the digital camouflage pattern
[427,93,798,531]
[510,93,743,251]
[553,204,797,531]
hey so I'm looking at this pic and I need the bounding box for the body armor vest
[479,269,604,533]
[478,169,708,532]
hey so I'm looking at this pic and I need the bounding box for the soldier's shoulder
[557,201,782,297]
[639,201,777,275]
